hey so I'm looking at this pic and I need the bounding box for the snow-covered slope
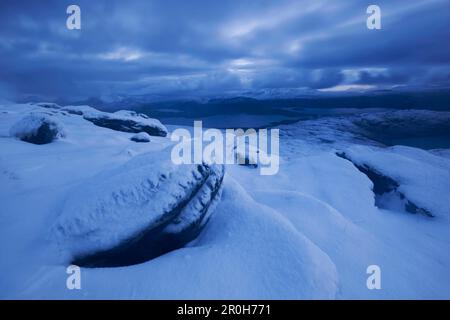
[0,103,449,299]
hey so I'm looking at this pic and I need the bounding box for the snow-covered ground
[0,102,449,299]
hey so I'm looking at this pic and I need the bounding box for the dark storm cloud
[0,0,449,101]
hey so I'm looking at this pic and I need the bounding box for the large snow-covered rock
[53,147,224,267]
[84,109,168,137]
[59,105,168,137]
[9,112,66,145]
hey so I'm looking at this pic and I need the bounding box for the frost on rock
[53,147,225,267]
[84,109,168,137]
[130,132,151,143]
[9,112,66,145]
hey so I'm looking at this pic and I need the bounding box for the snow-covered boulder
[53,148,225,267]
[84,109,168,137]
[130,132,151,143]
[58,105,168,136]
[9,113,65,145]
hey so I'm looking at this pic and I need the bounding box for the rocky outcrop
[53,148,225,267]
[59,105,168,137]
[84,110,168,137]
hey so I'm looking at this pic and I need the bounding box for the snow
[0,102,449,299]
[84,108,168,137]
[130,132,151,142]
[61,105,99,116]
[9,176,339,299]
[53,147,224,261]
[33,102,62,109]
[59,105,168,137]
[9,112,66,144]
[342,145,450,219]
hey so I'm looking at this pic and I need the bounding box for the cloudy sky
[0,0,449,101]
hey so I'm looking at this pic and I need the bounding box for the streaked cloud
[0,0,449,101]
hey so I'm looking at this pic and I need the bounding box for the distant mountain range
[58,89,450,117]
